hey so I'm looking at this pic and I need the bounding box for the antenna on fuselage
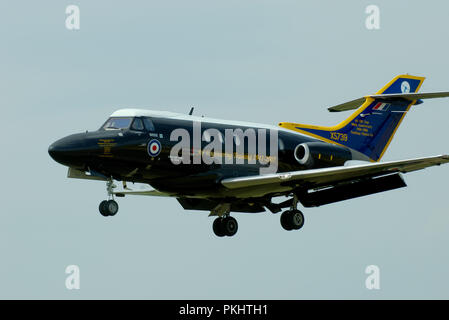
[188,106,194,115]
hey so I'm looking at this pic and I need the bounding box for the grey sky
[1,0,449,299]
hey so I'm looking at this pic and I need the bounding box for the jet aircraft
[49,75,449,237]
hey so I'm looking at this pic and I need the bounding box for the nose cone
[48,133,89,168]
[48,143,58,160]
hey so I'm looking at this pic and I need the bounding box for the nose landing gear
[99,179,119,217]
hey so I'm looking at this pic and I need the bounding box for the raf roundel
[147,139,161,157]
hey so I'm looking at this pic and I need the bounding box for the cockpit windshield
[102,117,133,130]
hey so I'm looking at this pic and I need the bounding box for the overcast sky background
[1,0,449,299]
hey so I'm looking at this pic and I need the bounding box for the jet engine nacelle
[294,142,353,168]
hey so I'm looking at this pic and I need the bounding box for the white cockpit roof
[110,108,180,119]
[109,108,291,132]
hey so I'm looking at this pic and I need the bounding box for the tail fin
[279,75,426,162]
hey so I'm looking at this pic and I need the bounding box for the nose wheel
[99,199,119,216]
[99,179,119,217]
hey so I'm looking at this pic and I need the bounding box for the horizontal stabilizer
[327,97,366,112]
[328,91,449,112]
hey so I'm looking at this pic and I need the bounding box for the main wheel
[222,216,238,237]
[280,210,305,231]
[99,200,109,217]
[213,218,226,237]
[280,210,293,231]
[290,210,304,230]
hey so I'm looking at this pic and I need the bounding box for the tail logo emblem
[401,81,410,93]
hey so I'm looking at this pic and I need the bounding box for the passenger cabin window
[143,117,156,132]
[131,117,145,131]
[102,117,133,130]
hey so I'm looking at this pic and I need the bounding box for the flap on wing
[221,155,449,190]
[300,173,407,207]
[328,92,449,112]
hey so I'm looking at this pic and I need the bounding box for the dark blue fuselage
[49,113,352,197]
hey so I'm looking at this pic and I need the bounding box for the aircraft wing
[221,155,449,191]
[114,189,172,197]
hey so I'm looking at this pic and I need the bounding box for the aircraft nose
[48,142,59,160]
[48,141,68,163]
[48,133,89,168]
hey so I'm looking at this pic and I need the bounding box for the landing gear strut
[99,179,119,217]
[280,194,305,231]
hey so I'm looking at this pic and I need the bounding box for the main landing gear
[280,195,305,231]
[99,179,119,217]
[210,203,238,237]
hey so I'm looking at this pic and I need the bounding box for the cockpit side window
[131,117,145,131]
[102,117,133,130]
[143,117,156,132]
